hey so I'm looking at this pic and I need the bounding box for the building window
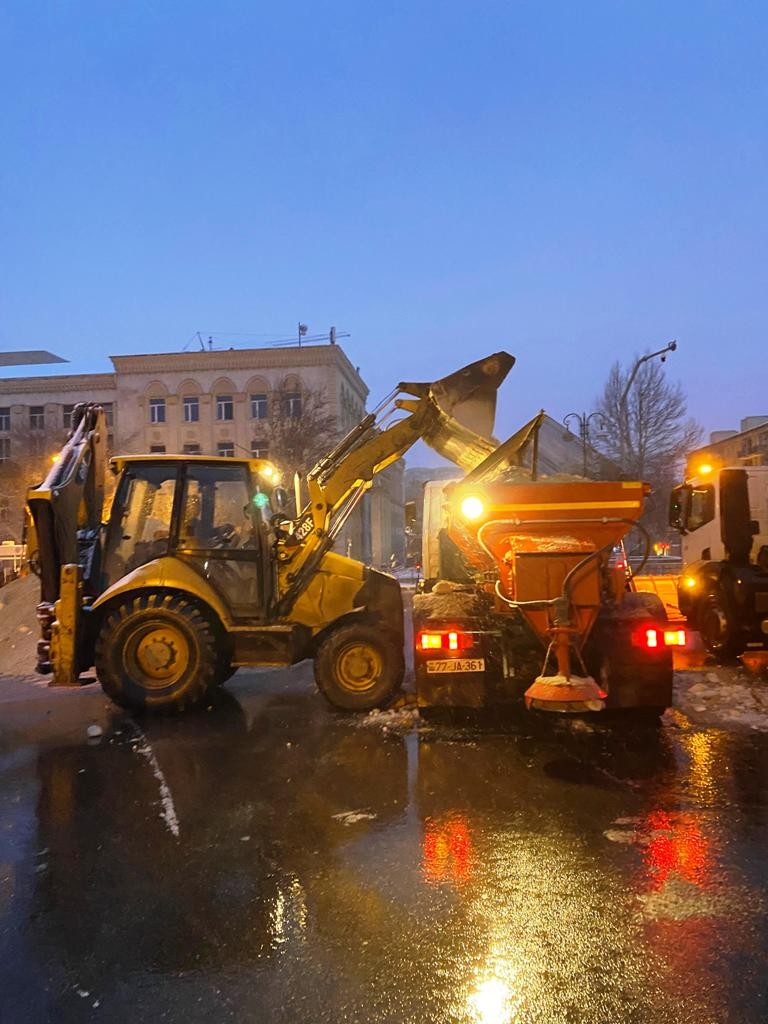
[62,404,75,430]
[217,441,235,457]
[102,402,114,427]
[283,391,302,419]
[0,496,8,522]
[251,440,269,459]
[0,438,9,463]
[0,408,9,432]
[149,398,166,424]
[183,443,201,455]
[216,395,234,421]
[29,406,45,430]
[250,393,268,420]
[150,445,166,454]
[183,396,200,422]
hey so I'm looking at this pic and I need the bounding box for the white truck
[670,465,768,657]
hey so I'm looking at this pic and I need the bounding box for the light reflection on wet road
[0,666,767,1023]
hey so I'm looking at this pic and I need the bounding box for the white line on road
[125,720,180,838]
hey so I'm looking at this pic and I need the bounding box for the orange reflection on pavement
[423,815,473,885]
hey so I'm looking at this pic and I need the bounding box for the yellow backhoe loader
[25,352,514,713]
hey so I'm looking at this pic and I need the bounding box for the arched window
[178,379,202,424]
[280,375,303,419]
[145,381,169,425]
[246,377,271,421]
[212,377,236,422]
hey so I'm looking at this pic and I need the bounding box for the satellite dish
[0,350,68,367]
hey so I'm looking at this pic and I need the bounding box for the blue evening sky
[1,1,766,453]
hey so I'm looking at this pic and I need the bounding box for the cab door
[174,462,272,621]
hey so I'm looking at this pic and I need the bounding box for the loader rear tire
[95,592,218,712]
[314,623,404,712]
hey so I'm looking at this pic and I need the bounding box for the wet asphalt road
[1,667,767,1024]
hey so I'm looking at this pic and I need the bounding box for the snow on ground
[674,666,768,732]
[0,574,42,678]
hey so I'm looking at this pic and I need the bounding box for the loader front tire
[95,593,218,712]
[314,623,404,712]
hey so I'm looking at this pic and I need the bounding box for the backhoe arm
[26,404,107,679]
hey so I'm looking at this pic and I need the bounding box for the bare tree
[0,420,69,541]
[256,386,342,488]
[593,357,702,536]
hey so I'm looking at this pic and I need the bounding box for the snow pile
[0,574,42,678]
[355,701,420,733]
[674,668,768,731]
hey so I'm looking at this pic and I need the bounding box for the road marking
[125,721,180,837]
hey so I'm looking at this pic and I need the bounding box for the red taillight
[633,627,687,650]
[417,630,474,651]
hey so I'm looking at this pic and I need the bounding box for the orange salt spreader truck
[413,415,684,717]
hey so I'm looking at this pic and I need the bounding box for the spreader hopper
[448,478,648,711]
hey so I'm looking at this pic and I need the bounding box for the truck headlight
[460,495,485,521]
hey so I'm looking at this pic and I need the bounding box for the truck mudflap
[585,592,677,711]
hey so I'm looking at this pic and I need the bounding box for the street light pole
[563,411,606,478]
[618,340,678,472]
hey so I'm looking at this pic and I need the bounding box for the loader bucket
[399,351,515,473]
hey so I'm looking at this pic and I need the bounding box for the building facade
[0,343,402,564]
[688,415,768,474]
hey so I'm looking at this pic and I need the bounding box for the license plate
[426,658,485,674]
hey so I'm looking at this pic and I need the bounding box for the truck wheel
[95,593,218,712]
[699,596,743,659]
[314,623,404,711]
[588,593,673,713]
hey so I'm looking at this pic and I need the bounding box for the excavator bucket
[399,352,516,473]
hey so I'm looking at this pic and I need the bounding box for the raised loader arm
[275,352,515,613]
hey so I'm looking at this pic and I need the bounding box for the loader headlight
[683,575,697,590]
[460,495,485,521]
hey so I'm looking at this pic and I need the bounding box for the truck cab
[671,465,768,656]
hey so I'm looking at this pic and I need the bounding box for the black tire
[95,592,218,712]
[587,592,673,713]
[215,662,239,686]
[699,595,744,660]
[314,623,404,712]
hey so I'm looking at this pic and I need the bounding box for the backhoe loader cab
[27,352,515,714]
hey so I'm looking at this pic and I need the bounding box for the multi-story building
[0,343,403,563]
[688,415,768,474]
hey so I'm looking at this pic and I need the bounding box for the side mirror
[669,485,690,532]
[273,486,288,511]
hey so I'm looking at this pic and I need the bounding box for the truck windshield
[687,485,715,532]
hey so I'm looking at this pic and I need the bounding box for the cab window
[103,464,179,584]
[179,463,254,549]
